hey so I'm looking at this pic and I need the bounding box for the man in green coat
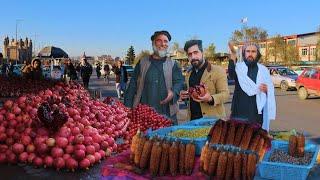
[124,30,184,124]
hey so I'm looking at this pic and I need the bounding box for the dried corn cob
[289,135,297,157]
[225,152,234,180]
[233,152,242,180]
[226,121,236,145]
[207,148,219,176]
[130,129,141,162]
[216,151,227,179]
[179,142,186,175]
[248,134,261,151]
[219,120,228,144]
[296,134,305,157]
[241,153,248,180]
[233,123,245,146]
[169,141,179,176]
[203,146,213,174]
[184,141,196,175]
[139,137,153,169]
[255,137,265,161]
[259,143,268,162]
[134,134,146,166]
[246,153,258,180]
[149,141,162,177]
[210,120,223,144]
[239,126,254,150]
[199,141,208,172]
[159,141,170,176]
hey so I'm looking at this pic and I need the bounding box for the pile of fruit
[0,81,127,170]
[127,104,172,138]
[200,142,259,179]
[168,127,211,138]
[0,76,58,98]
[208,119,271,160]
[130,131,196,177]
[0,79,173,171]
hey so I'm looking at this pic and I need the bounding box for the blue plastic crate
[146,125,209,155]
[181,117,218,126]
[258,140,319,180]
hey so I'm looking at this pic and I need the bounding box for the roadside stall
[0,76,319,180]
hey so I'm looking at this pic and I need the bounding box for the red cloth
[101,150,207,180]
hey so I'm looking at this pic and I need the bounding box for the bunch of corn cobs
[200,143,259,180]
[129,130,196,177]
[205,119,272,179]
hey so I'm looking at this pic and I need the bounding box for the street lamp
[15,19,23,64]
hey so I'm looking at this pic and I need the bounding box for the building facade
[3,36,32,63]
[235,32,320,63]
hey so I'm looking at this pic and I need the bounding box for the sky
[1,0,320,58]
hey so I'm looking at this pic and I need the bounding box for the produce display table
[101,149,206,180]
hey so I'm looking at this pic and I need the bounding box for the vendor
[179,40,229,120]
[228,42,276,131]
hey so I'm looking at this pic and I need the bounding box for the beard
[152,45,168,58]
[191,58,203,68]
[245,55,255,61]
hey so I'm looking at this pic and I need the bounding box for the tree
[134,50,150,65]
[285,44,299,66]
[125,46,135,65]
[268,35,286,63]
[268,35,299,65]
[231,26,268,43]
[204,43,216,62]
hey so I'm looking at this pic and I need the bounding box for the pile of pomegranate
[0,80,173,171]
[127,104,172,138]
[0,76,58,97]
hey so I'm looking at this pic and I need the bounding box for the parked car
[296,67,320,100]
[293,66,311,76]
[122,64,134,77]
[267,65,298,91]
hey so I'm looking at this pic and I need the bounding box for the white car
[267,66,298,91]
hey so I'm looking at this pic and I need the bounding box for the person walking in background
[112,58,128,99]
[80,57,93,88]
[103,62,110,83]
[96,63,101,79]
[64,59,77,83]
[0,53,9,77]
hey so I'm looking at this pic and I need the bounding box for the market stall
[0,76,319,180]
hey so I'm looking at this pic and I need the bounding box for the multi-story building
[3,36,33,63]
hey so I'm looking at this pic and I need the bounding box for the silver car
[267,66,298,91]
